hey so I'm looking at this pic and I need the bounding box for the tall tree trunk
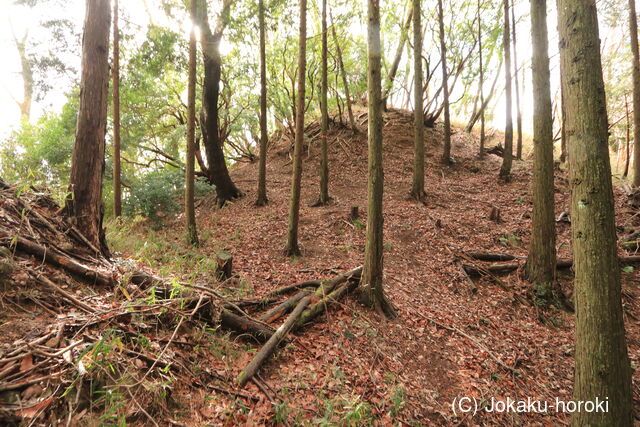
[560,86,567,163]
[525,0,555,289]
[410,0,425,200]
[330,8,357,134]
[465,57,503,133]
[284,0,307,257]
[630,0,640,186]
[510,0,523,160]
[256,0,269,206]
[185,0,199,246]
[359,0,396,318]
[558,1,633,424]
[624,94,631,178]
[66,0,111,256]
[381,3,413,109]
[498,0,513,181]
[437,0,451,164]
[477,0,485,159]
[197,0,242,207]
[10,28,33,121]
[112,0,122,217]
[316,0,330,205]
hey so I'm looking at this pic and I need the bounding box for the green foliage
[0,92,77,199]
[123,168,213,224]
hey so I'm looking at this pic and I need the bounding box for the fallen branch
[1,230,116,287]
[237,295,312,387]
[259,289,312,323]
[263,280,321,298]
[294,280,358,331]
[462,255,640,276]
[220,310,275,342]
[465,252,521,262]
[33,274,97,314]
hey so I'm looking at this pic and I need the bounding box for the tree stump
[489,206,501,223]
[216,251,233,280]
[349,206,359,221]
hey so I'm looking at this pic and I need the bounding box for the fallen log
[294,280,358,331]
[33,274,97,314]
[462,256,640,276]
[237,295,312,387]
[0,230,116,287]
[312,266,362,298]
[259,289,312,323]
[220,311,275,342]
[263,280,321,298]
[465,252,520,262]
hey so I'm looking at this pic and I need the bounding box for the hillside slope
[182,108,640,425]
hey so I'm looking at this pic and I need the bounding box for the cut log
[259,289,312,323]
[621,241,640,251]
[465,252,519,262]
[294,280,357,331]
[312,266,362,297]
[216,251,233,280]
[0,229,116,287]
[237,295,312,387]
[220,311,275,342]
[263,280,321,298]
[463,263,519,277]
[461,256,640,277]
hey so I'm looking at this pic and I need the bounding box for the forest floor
[2,108,640,426]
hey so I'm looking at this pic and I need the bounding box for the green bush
[123,168,214,224]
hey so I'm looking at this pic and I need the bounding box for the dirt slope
[189,107,640,425]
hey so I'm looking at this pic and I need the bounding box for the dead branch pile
[0,179,365,423]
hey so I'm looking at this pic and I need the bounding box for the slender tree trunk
[359,0,396,318]
[630,0,640,186]
[256,0,269,206]
[498,0,513,181]
[11,29,33,121]
[185,0,199,246]
[316,0,330,205]
[510,0,523,160]
[197,0,242,207]
[285,0,307,257]
[560,86,567,163]
[381,3,413,109]
[112,0,122,217]
[410,0,425,200]
[525,0,555,288]
[330,8,357,134]
[558,1,633,424]
[66,0,111,256]
[624,94,631,178]
[465,57,503,133]
[437,0,451,164]
[477,0,485,159]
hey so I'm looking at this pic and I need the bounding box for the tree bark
[381,3,413,109]
[330,8,357,134]
[410,0,425,200]
[66,0,111,256]
[477,0,485,159]
[197,0,242,207]
[630,0,640,186]
[112,0,122,217]
[360,0,396,318]
[185,0,199,246]
[624,94,631,178]
[558,0,633,423]
[510,0,523,160]
[525,0,556,288]
[256,0,269,206]
[317,0,330,205]
[437,0,452,165]
[498,0,513,181]
[284,0,307,257]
